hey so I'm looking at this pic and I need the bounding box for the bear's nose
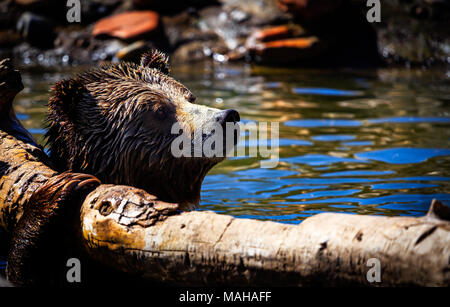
[217,109,240,124]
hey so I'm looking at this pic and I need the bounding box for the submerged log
[1,58,450,286]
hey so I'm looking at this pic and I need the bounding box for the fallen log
[1,58,449,286]
[80,198,450,286]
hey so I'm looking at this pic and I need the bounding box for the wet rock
[374,0,450,67]
[197,6,251,51]
[54,28,91,51]
[162,11,218,50]
[13,27,128,67]
[191,2,290,63]
[246,1,381,67]
[16,12,56,49]
[57,29,126,63]
[247,24,305,43]
[0,1,21,30]
[247,36,323,65]
[0,30,21,48]
[92,10,160,40]
[14,0,48,7]
[12,42,67,66]
[171,40,228,64]
[225,47,246,61]
[245,24,320,65]
[13,0,68,22]
[273,0,449,67]
[116,40,155,63]
[132,0,216,15]
[79,0,123,25]
[220,0,288,25]
[91,39,125,62]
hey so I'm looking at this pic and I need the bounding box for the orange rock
[245,24,306,53]
[261,37,318,50]
[249,37,319,56]
[92,11,159,40]
[15,0,44,5]
[253,25,304,42]
[248,37,322,64]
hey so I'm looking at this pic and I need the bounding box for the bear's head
[45,50,240,210]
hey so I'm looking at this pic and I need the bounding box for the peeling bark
[79,201,450,286]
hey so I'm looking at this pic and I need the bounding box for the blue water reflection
[368,117,450,124]
[281,154,366,166]
[285,119,362,127]
[355,148,450,164]
[311,135,356,142]
[293,87,364,96]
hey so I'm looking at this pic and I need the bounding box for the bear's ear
[48,78,85,120]
[140,49,170,74]
[46,78,86,170]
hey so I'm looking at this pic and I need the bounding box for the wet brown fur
[45,50,218,210]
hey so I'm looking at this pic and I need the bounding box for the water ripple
[355,148,450,164]
[293,87,364,96]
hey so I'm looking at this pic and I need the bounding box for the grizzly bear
[45,50,240,210]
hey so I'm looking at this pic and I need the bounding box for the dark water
[13,62,450,224]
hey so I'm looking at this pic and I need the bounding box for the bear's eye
[153,107,167,120]
[185,92,196,103]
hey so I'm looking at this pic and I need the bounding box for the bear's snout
[216,109,240,126]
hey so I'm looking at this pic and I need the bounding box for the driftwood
[1,58,449,286]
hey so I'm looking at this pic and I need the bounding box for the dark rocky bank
[0,0,448,68]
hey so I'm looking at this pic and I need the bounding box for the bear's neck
[128,158,217,211]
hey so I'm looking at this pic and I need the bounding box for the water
[13,62,450,224]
